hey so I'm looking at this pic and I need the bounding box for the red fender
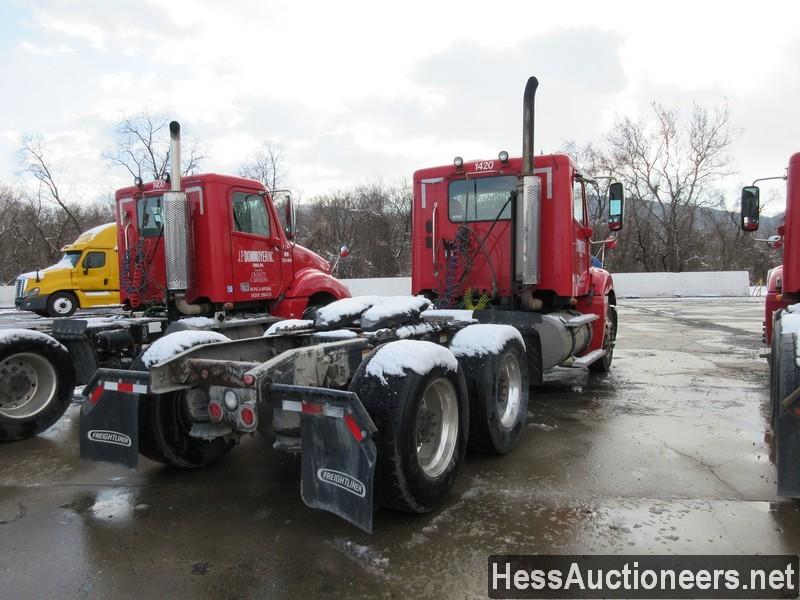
[272,268,351,318]
[576,267,615,353]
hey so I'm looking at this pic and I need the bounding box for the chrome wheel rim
[0,352,58,419]
[415,378,459,478]
[497,352,522,429]
[53,296,74,316]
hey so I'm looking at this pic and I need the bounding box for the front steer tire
[0,333,75,441]
[349,344,469,513]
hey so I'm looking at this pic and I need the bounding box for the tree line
[0,106,782,286]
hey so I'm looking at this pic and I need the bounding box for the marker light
[454,156,464,169]
[134,176,144,188]
[242,374,256,386]
[223,390,239,411]
[498,150,509,163]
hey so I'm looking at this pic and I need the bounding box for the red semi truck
[0,122,348,441]
[740,153,800,496]
[78,76,625,532]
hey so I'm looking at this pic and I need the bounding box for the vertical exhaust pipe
[169,121,181,192]
[517,76,542,286]
[163,120,191,292]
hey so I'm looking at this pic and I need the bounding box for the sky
[1,0,800,210]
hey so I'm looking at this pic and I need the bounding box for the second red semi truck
[78,76,625,532]
[741,153,800,497]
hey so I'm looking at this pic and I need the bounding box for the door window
[232,192,271,237]
[573,180,586,225]
[83,251,106,269]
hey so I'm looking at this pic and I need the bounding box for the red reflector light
[302,403,323,415]
[243,374,256,386]
[90,385,104,406]
[240,406,256,427]
[208,402,224,423]
[344,414,364,442]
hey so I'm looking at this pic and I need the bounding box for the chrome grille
[15,277,26,299]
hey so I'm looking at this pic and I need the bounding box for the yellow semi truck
[15,223,120,317]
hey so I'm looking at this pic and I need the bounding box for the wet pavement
[1,297,798,598]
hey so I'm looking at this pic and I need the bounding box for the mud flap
[777,411,800,496]
[269,384,378,533]
[80,369,149,469]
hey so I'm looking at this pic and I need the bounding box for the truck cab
[117,173,348,318]
[15,223,120,317]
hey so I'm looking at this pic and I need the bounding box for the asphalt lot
[0,297,797,598]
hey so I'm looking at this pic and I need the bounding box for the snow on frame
[178,316,217,328]
[449,324,524,358]
[142,330,228,367]
[312,329,358,339]
[315,296,386,328]
[365,340,458,385]
[360,296,431,329]
[421,309,477,323]
[0,328,66,352]
[263,319,314,336]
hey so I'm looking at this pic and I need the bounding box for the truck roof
[115,173,266,199]
[412,153,573,182]
[63,222,117,251]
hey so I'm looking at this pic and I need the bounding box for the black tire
[770,315,783,430]
[457,337,529,454]
[47,291,78,318]
[0,332,75,441]
[131,356,234,468]
[589,303,618,373]
[349,343,468,513]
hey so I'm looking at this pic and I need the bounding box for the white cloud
[0,0,799,202]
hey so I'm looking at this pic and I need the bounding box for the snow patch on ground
[449,324,524,357]
[312,329,358,339]
[366,340,458,385]
[332,538,389,572]
[142,331,228,367]
[360,296,431,330]
[263,319,314,336]
[421,308,477,323]
[0,328,66,351]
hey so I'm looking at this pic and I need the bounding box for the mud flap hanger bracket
[268,383,378,533]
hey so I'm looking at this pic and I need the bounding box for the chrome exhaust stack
[163,120,191,292]
[517,76,541,286]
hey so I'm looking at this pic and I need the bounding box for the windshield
[53,251,82,269]
[448,175,517,222]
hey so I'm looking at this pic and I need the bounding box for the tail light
[238,403,257,432]
[208,401,224,423]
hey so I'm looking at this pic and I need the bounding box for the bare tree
[605,102,739,272]
[238,141,285,191]
[105,112,204,180]
[19,135,82,235]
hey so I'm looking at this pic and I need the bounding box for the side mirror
[608,182,624,232]
[280,193,296,240]
[740,186,760,231]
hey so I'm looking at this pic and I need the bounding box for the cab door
[229,189,283,303]
[77,250,116,306]
[572,178,592,296]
